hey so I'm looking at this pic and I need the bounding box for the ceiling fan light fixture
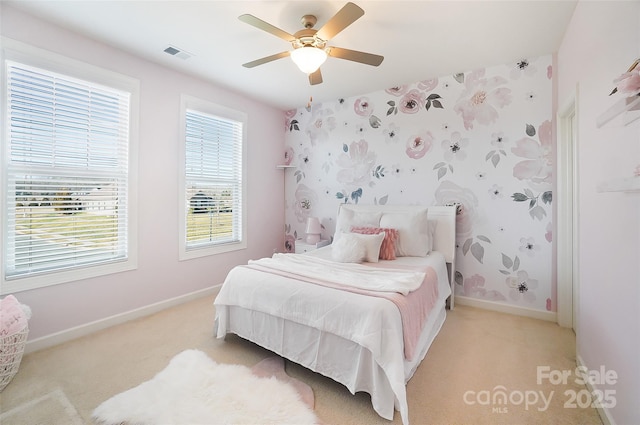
[290,46,327,74]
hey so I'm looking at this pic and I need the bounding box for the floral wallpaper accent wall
[283,55,554,313]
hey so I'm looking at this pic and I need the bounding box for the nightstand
[295,239,330,254]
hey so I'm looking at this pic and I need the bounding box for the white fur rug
[92,349,318,425]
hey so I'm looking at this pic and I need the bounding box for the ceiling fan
[239,2,384,85]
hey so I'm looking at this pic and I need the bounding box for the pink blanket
[243,262,439,361]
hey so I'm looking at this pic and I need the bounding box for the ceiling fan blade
[242,51,291,68]
[309,69,323,85]
[239,14,296,42]
[327,46,384,66]
[316,2,364,41]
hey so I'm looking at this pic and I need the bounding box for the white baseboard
[25,285,221,354]
[576,354,616,425]
[454,295,557,322]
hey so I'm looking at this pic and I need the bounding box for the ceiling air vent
[163,45,193,60]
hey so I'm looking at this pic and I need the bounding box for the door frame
[556,89,579,330]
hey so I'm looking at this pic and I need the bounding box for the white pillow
[352,232,385,263]
[333,208,382,242]
[427,220,438,253]
[331,233,366,263]
[379,209,431,257]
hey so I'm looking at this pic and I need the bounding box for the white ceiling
[6,0,577,110]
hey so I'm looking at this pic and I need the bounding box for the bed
[214,204,456,425]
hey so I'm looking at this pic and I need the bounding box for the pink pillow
[350,227,398,260]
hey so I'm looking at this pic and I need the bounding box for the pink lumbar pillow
[350,226,399,260]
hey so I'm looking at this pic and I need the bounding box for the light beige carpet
[0,387,84,425]
[0,292,603,425]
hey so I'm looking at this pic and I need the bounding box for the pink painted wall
[1,5,286,341]
[557,2,640,424]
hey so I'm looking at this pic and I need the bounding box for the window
[1,42,138,293]
[179,96,246,259]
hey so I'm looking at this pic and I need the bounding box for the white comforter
[248,253,426,294]
[214,250,450,425]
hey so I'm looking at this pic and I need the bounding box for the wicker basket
[0,326,29,392]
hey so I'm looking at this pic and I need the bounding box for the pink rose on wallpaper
[434,180,479,241]
[418,78,438,91]
[354,97,374,116]
[285,109,298,132]
[385,85,408,96]
[336,139,376,189]
[545,221,552,243]
[294,184,318,223]
[462,274,507,301]
[405,132,434,159]
[613,61,640,95]
[399,89,426,114]
[512,120,553,187]
[453,69,512,130]
[306,107,336,146]
[506,270,538,302]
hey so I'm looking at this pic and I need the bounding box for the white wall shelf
[597,176,640,193]
[596,94,640,128]
[276,164,295,169]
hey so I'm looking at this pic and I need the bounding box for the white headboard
[335,204,457,264]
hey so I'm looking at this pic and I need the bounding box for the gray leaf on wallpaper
[529,205,547,221]
[491,155,500,168]
[542,191,552,204]
[470,242,484,263]
[525,124,536,137]
[437,167,447,180]
[501,254,520,271]
[343,143,348,152]
[477,235,491,243]
[375,195,388,205]
[511,192,528,202]
[453,73,465,83]
[463,238,472,254]
[369,115,381,128]
[502,253,513,269]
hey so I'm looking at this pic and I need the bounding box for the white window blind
[4,60,131,280]
[184,109,243,249]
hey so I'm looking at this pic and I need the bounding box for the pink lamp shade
[305,217,322,244]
